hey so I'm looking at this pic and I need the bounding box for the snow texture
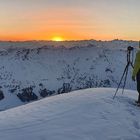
[0,88,140,140]
[0,40,139,110]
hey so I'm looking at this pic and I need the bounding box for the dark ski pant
[136,70,140,103]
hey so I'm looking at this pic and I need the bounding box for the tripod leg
[122,65,129,94]
[113,64,129,99]
[130,62,134,69]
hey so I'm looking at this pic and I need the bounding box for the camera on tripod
[127,46,134,51]
[113,45,134,99]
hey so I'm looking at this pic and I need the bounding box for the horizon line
[0,39,139,42]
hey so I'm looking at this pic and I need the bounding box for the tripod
[113,47,134,99]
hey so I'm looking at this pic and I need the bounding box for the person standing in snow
[132,46,140,104]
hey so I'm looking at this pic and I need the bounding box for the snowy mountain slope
[0,88,140,140]
[0,40,138,110]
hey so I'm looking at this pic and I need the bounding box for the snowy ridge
[0,40,139,110]
[0,40,137,49]
[0,88,140,140]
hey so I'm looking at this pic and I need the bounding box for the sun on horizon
[51,37,64,42]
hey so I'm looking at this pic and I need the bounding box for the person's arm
[132,51,140,79]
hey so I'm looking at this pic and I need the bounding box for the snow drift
[0,88,140,140]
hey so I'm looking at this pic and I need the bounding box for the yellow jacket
[132,50,140,77]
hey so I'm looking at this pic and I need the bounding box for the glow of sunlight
[52,37,64,41]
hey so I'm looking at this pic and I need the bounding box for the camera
[127,46,134,51]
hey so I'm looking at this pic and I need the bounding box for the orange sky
[0,0,140,41]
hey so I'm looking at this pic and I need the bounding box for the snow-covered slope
[0,40,138,110]
[0,88,140,140]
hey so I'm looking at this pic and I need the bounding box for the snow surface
[0,88,140,140]
[0,40,139,110]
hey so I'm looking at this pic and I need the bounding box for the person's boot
[135,95,140,106]
[137,102,140,106]
[135,100,139,104]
